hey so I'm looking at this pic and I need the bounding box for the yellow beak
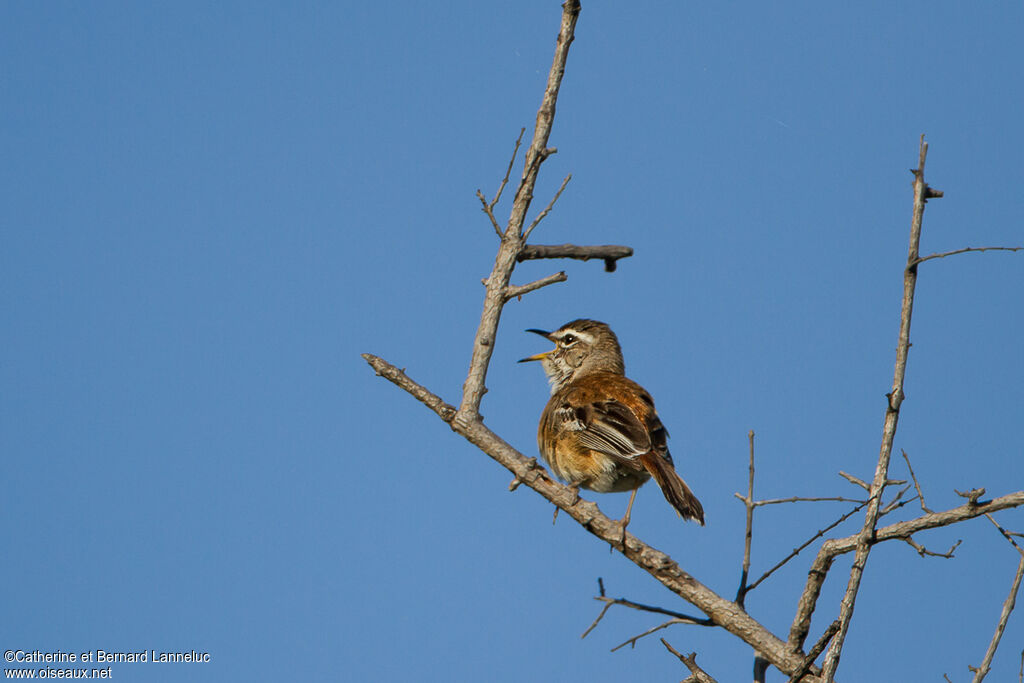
[518,328,555,363]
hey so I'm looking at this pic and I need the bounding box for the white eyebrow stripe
[554,330,595,344]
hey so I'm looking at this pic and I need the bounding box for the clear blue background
[3,3,1023,681]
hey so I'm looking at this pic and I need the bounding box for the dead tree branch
[819,135,938,681]
[517,243,634,271]
[363,350,828,677]
[911,245,1022,266]
[523,173,572,240]
[582,593,712,640]
[661,640,719,683]
[455,0,581,422]
[504,271,568,301]
[788,490,1024,652]
[788,621,841,683]
[365,5,1024,678]
[748,501,867,594]
[736,430,756,607]
[970,517,1024,682]
[901,449,933,513]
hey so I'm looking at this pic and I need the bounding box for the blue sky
[3,3,1023,681]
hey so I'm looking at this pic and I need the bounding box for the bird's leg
[610,489,639,550]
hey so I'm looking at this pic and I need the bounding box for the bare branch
[580,601,614,640]
[612,619,691,652]
[660,640,719,683]
[788,490,1024,651]
[363,353,828,678]
[504,271,567,301]
[517,243,634,272]
[879,484,913,516]
[901,449,933,513]
[957,487,987,506]
[912,245,1022,266]
[491,128,526,211]
[582,583,714,639]
[903,536,961,558]
[748,502,867,594]
[821,135,941,681]
[456,0,582,422]
[523,173,572,240]
[788,621,841,683]
[748,495,866,507]
[987,514,1024,558]
[597,596,710,626]
[361,354,457,423]
[736,430,756,607]
[971,555,1024,682]
[476,189,505,238]
[838,471,870,491]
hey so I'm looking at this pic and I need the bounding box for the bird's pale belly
[543,446,651,493]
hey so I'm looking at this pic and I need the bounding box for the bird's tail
[640,452,705,525]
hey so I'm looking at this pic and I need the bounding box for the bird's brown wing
[558,388,705,525]
[570,399,651,462]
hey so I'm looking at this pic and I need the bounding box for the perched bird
[519,319,704,530]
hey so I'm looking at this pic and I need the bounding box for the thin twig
[987,514,1024,558]
[581,601,613,639]
[517,243,634,272]
[788,621,841,683]
[971,518,1024,682]
[456,0,582,422]
[491,128,525,211]
[612,619,688,651]
[523,173,572,240]
[820,135,939,681]
[583,592,713,640]
[747,502,867,593]
[788,490,1024,652]
[903,536,961,558]
[736,430,756,607]
[504,271,567,300]
[901,449,933,513]
[476,189,504,238]
[838,471,870,491]
[912,245,1022,266]
[660,640,719,683]
[880,484,912,515]
[747,495,866,507]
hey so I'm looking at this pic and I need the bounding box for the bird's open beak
[518,329,555,363]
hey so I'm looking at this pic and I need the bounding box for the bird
[519,319,704,532]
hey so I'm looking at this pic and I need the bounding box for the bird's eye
[561,334,577,345]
